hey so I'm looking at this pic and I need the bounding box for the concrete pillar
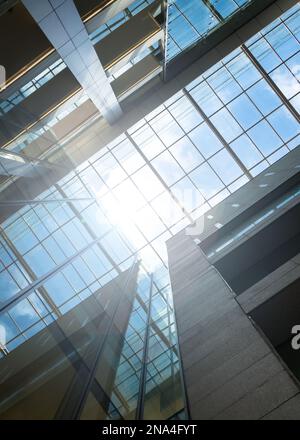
[167,230,300,419]
[22,0,122,124]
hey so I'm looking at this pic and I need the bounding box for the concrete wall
[167,230,300,419]
[0,69,80,147]
[0,3,51,79]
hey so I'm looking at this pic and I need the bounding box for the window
[189,123,223,158]
[208,149,243,185]
[190,162,224,199]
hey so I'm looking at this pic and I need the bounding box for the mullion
[183,88,252,181]
[187,56,298,165]
[242,44,300,123]
[126,130,194,223]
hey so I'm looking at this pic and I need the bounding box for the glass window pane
[149,111,184,147]
[248,38,281,73]
[131,166,165,201]
[113,179,146,212]
[247,79,281,115]
[135,206,166,241]
[81,247,112,278]
[171,177,204,212]
[190,163,224,199]
[43,236,66,265]
[151,193,184,227]
[169,137,204,172]
[151,151,185,186]
[230,135,264,168]
[285,8,300,39]
[291,93,300,113]
[0,313,20,345]
[100,230,131,264]
[113,139,145,174]
[6,218,38,254]
[227,52,261,89]
[210,108,243,142]
[168,96,203,132]
[267,106,300,142]
[211,0,242,18]
[43,272,75,306]
[208,149,243,185]
[168,12,199,52]
[248,120,283,156]
[270,64,300,99]
[227,94,262,130]
[9,299,39,331]
[268,146,289,164]
[175,0,219,35]
[189,123,223,158]
[207,68,243,104]
[8,263,28,290]
[266,24,300,61]
[0,270,20,302]
[24,245,56,277]
[190,81,223,116]
[286,50,300,82]
[131,125,165,160]
[94,154,127,188]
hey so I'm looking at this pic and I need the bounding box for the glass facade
[0,0,156,118]
[203,184,300,259]
[89,0,156,44]
[166,0,253,60]
[0,2,299,420]
[0,59,66,116]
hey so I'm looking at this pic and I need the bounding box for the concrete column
[167,230,300,419]
[22,0,122,124]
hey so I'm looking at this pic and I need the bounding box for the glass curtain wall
[0,242,185,420]
[0,0,156,118]
[0,263,139,420]
[166,0,253,60]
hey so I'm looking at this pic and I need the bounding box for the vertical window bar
[241,44,300,124]
[135,273,154,420]
[203,0,225,23]
[183,87,253,180]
